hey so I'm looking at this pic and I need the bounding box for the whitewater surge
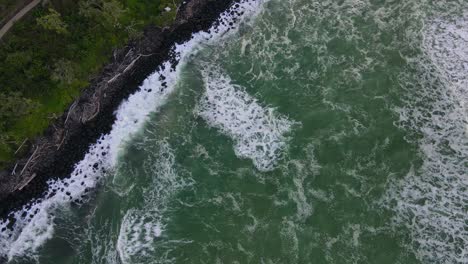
[196,66,298,171]
[384,14,468,263]
[117,209,164,264]
[0,0,265,261]
[116,140,193,264]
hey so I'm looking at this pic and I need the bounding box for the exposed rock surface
[0,0,238,219]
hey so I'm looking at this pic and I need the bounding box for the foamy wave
[384,14,468,263]
[0,0,264,261]
[86,219,120,264]
[196,66,298,171]
[117,140,194,264]
[117,210,163,264]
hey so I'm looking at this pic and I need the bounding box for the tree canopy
[36,8,68,34]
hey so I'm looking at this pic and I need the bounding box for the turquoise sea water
[3,0,468,263]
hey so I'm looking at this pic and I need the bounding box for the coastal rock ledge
[0,0,238,220]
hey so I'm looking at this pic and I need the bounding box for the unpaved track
[0,0,41,40]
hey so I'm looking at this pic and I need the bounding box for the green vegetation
[0,0,22,22]
[36,8,69,35]
[0,0,180,167]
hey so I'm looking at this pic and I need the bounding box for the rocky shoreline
[0,0,238,220]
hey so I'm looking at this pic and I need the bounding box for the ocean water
[1,0,467,263]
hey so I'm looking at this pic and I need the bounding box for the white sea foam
[86,219,120,264]
[0,0,264,261]
[116,209,164,264]
[117,140,194,264]
[384,14,468,263]
[196,66,298,171]
[280,219,299,262]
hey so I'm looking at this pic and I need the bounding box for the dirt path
[0,0,41,40]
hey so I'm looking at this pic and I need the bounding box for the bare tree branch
[14,138,28,155]
[65,100,78,125]
[20,145,40,175]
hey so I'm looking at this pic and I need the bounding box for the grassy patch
[0,0,181,167]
